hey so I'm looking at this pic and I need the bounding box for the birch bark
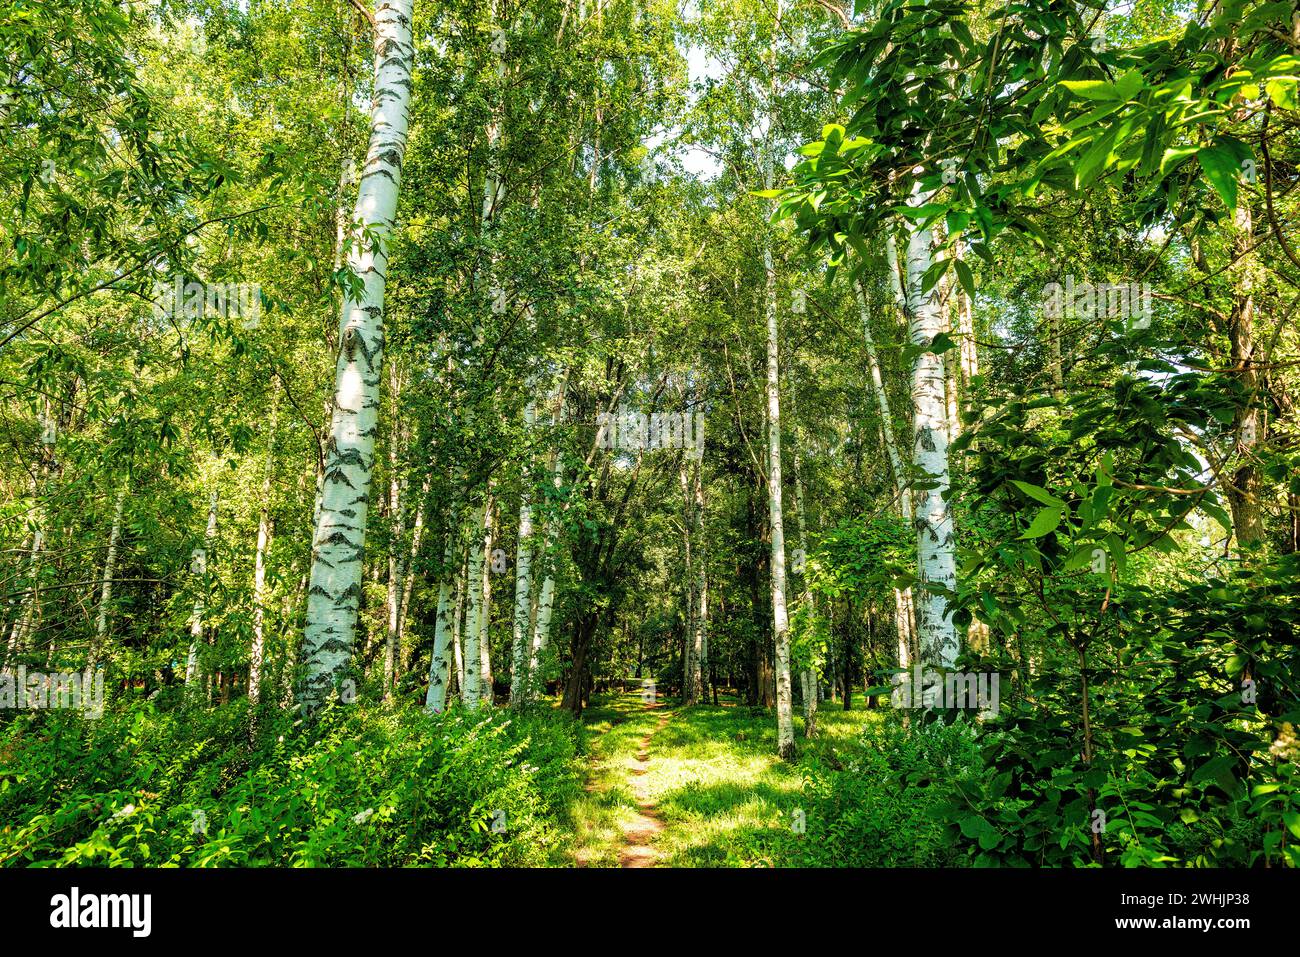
[792,459,817,737]
[526,393,566,699]
[249,387,278,706]
[6,408,57,664]
[509,399,537,706]
[383,374,407,700]
[764,153,796,762]
[855,275,917,669]
[300,0,415,710]
[89,486,127,669]
[902,192,959,669]
[461,501,487,709]
[423,515,459,712]
[478,494,495,704]
[186,487,219,695]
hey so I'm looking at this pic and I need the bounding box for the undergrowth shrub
[0,700,582,867]
[792,713,977,867]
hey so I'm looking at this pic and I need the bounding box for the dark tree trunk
[563,613,596,717]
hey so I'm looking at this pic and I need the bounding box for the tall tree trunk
[461,497,489,710]
[478,494,495,704]
[1227,200,1264,547]
[397,476,430,647]
[249,388,278,706]
[423,514,460,712]
[854,274,917,671]
[6,407,57,665]
[451,553,466,697]
[300,0,415,710]
[792,457,817,738]
[383,373,407,701]
[679,458,699,704]
[186,487,219,696]
[509,400,538,706]
[902,198,959,669]
[932,220,963,445]
[689,457,708,706]
[89,485,127,669]
[763,150,796,762]
[527,393,566,699]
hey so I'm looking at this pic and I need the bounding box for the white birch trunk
[792,462,817,737]
[855,275,916,670]
[383,386,406,700]
[249,390,278,706]
[300,0,415,710]
[461,498,489,709]
[509,399,537,706]
[424,526,458,713]
[6,409,57,664]
[90,486,127,668]
[526,395,566,697]
[902,195,959,669]
[678,460,698,704]
[697,456,709,700]
[398,476,430,640]
[764,178,796,762]
[452,557,466,696]
[855,279,911,519]
[478,494,495,705]
[186,487,219,695]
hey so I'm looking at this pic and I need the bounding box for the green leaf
[1283,811,1300,840]
[1114,69,1144,101]
[1266,77,1298,110]
[954,258,975,299]
[1197,145,1239,211]
[1020,506,1063,539]
[977,824,1001,850]
[929,332,957,354]
[1060,80,1119,101]
[1010,480,1065,507]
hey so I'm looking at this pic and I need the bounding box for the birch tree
[854,273,916,668]
[300,0,416,710]
[764,140,797,762]
[902,191,959,669]
[185,487,219,696]
[249,389,278,706]
[509,399,537,706]
[89,486,127,669]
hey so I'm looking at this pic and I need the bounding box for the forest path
[564,691,872,866]
[569,690,675,867]
[617,702,672,867]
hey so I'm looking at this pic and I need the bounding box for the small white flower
[112,804,137,821]
[353,807,375,825]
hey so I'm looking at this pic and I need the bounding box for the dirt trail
[617,703,671,868]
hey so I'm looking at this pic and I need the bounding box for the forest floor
[563,690,878,867]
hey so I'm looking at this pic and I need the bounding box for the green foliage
[793,715,976,867]
[0,701,582,867]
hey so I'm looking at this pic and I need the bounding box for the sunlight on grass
[563,692,885,867]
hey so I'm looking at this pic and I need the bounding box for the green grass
[563,691,891,867]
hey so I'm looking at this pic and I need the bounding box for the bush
[0,699,583,867]
[792,713,977,867]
